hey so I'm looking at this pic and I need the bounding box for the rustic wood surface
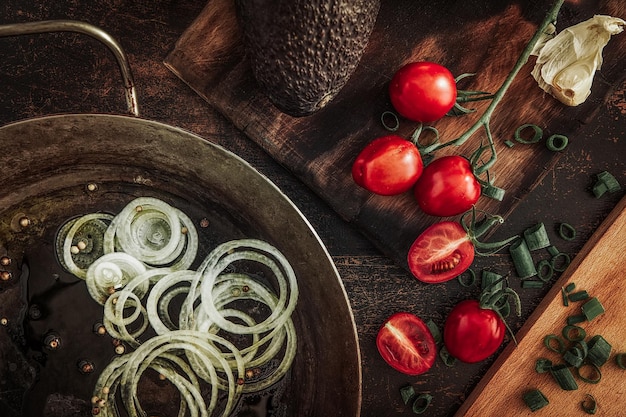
[165,0,626,270]
[0,1,624,416]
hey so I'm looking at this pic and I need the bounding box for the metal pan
[0,21,361,417]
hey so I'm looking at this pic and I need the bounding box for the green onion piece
[547,245,561,257]
[581,297,605,321]
[400,384,417,405]
[481,183,505,201]
[565,282,576,293]
[457,269,476,287]
[558,223,576,241]
[562,325,586,342]
[593,171,621,198]
[524,223,551,251]
[587,335,612,367]
[581,393,598,415]
[481,270,503,292]
[592,182,609,198]
[562,287,569,307]
[510,239,537,279]
[546,134,568,151]
[616,353,626,369]
[381,111,399,131]
[515,123,543,144]
[568,290,589,302]
[567,315,587,325]
[505,140,515,148]
[563,347,585,368]
[536,259,554,282]
[439,346,457,367]
[522,280,544,289]
[544,334,566,354]
[550,364,578,390]
[576,363,602,384]
[598,171,621,192]
[411,393,433,414]
[523,389,549,412]
[535,358,553,373]
[550,252,571,272]
[426,319,442,345]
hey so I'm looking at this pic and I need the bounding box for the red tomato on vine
[389,61,457,123]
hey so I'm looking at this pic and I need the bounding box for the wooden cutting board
[164,0,626,270]
[456,195,626,416]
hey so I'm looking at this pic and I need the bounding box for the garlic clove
[531,15,625,106]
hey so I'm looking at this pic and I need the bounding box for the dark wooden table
[0,1,623,416]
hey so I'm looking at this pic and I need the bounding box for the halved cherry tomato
[389,61,457,123]
[414,155,481,217]
[352,135,423,196]
[407,221,474,283]
[376,312,437,375]
[443,299,505,363]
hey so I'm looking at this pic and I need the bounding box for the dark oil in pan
[0,181,292,417]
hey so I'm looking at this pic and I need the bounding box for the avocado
[235,0,380,117]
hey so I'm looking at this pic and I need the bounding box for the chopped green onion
[562,325,586,342]
[568,290,589,302]
[550,251,571,272]
[481,270,503,292]
[535,358,553,373]
[457,269,476,287]
[576,363,602,384]
[381,111,399,132]
[547,245,561,257]
[581,297,605,321]
[426,319,442,345]
[561,287,569,307]
[592,171,621,198]
[581,393,597,415]
[563,347,585,368]
[400,385,417,405]
[550,364,578,390]
[524,223,551,251]
[536,259,554,282]
[616,353,626,369]
[510,239,537,279]
[544,334,566,354]
[439,346,457,367]
[565,282,576,293]
[546,134,568,151]
[481,183,505,201]
[515,123,543,144]
[411,393,433,414]
[558,223,576,241]
[523,389,549,412]
[504,140,515,148]
[587,335,612,367]
[522,280,545,289]
[566,315,587,325]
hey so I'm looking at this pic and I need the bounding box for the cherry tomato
[414,155,481,217]
[443,299,505,363]
[352,135,423,196]
[376,312,437,375]
[407,221,474,283]
[389,61,457,123]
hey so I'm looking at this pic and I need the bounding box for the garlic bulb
[531,15,625,106]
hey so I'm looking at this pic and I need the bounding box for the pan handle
[0,20,139,116]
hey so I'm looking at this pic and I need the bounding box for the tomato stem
[420,0,566,171]
[461,207,521,255]
[479,278,522,345]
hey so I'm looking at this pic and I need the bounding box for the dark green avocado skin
[236,0,381,117]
